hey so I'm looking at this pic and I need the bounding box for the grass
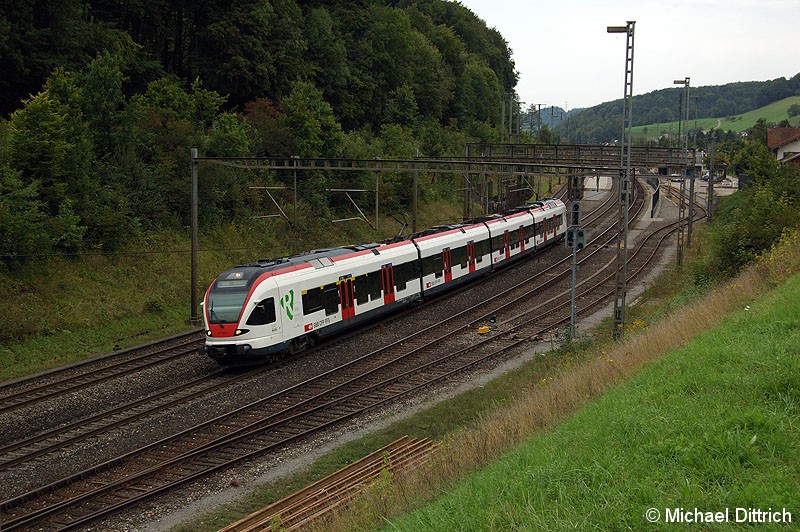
[379,277,800,530]
[631,95,800,142]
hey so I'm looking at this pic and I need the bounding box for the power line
[0,247,270,260]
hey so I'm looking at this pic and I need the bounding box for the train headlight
[206,330,212,336]
[235,329,250,336]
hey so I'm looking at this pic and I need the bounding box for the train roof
[222,199,565,278]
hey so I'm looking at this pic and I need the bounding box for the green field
[632,95,800,141]
[382,274,800,530]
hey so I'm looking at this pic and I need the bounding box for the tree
[788,103,800,118]
[7,77,93,219]
[0,0,106,116]
[407,30,453,122]
[77,52,128,159]
[304,8,349,113]
[282,80,343,158]
[194,0,275,106]
[749,117,769,146]
[455,58,502,124]
[0,165,51,270]
[205,112,250,157]
[282,80,344,210]
[383,84,418,126]
[128,76,227,225]
[243,98,297,157]
[731,140,778,182]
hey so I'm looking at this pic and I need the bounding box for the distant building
[767,127,800,165]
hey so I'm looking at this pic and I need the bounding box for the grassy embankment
[374,277,799,529]
[630,95,800,142]
[306,231,800,530]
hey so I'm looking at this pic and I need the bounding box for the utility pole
[190,148,201,326]
[500,96,506,143]
[412,147,419,233]
[707,138,716,224]
[536,103,543,139]
[565,173,586,340]
[674,77,690,268]
[510,93,516,143]
[608,21,635,341]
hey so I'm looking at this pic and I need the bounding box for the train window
[365,272,382,301]
[302,288,323,315]
[422,254,442,277]
[452,246,468,268]
[354,275,369,305]
[323,285,339,316]
[525,224,535,242]
[246,298,276,325]
[491,234,504,253]
[474,239,490,262]
[393,261,414,291]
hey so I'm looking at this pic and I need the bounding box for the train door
[503,231,511,259]
[542,217,549,243]
[442,248,453,282]
[339,277,355,320]
[467,241,476,273]
[518,225,526,252]
[552,215,558,238]
[381,265,395,304]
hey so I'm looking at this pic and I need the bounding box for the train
[201,198,567,364]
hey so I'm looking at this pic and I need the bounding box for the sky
[458,0,800,111]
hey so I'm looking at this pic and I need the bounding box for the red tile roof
[767,128,800,150]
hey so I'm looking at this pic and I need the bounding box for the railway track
[0,175,688,530]
[220,436,437,532]
[0,178,632,529]
[0,186,578,427]
[0,185,598,486]
[0,330,205,416]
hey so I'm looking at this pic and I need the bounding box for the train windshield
[207,278,251,324]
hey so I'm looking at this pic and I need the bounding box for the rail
[221,436,437,532]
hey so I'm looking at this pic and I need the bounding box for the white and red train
[202,198,566,363]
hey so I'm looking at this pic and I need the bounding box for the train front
[201,266,284,363]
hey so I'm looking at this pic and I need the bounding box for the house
[767,127,800,165]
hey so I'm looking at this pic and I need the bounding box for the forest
[0,0,516,271]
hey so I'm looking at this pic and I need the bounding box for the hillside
[552,75,800,143]
[0,0,517,274]
[631,95,800,142]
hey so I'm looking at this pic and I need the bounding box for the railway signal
[565,227,585,251]
[570,202,581,226]
[569,173,584,201]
